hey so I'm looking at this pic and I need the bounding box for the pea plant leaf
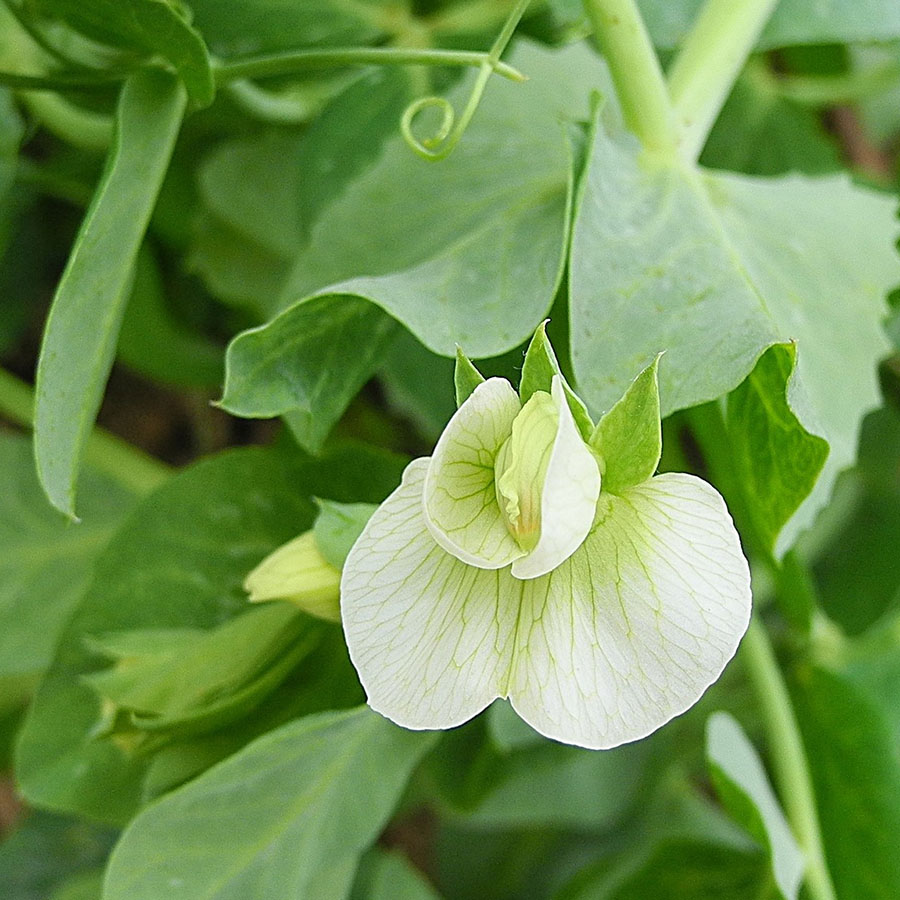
[0,433,138,680]
[219,41,611,450]
[15,444,406,824]
[32,0,214,105]
[791,665,900,900]
[570,116,900,553]
[102,707,435,900]
[706,712,804,900]
[725,343,829,555]
[33,69,186,518]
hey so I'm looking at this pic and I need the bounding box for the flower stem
[741,617,838,900]
[667,0,781,162]
[580,0,679,156]
[213,47,526,86]
[0,368,169,497]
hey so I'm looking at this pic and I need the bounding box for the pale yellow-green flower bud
[244,532,341,623]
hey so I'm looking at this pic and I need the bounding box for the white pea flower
[341,328,751,750]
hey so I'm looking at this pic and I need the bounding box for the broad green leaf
[361,849,440,900]
[220,42,610,442]
[596,840,769,900]
[639,0,900,49]
[700,69,840,177]
[453,346,486,408]
[591,355,662,494]
[15,444,406,823]
[277,41,603,358]
[220,294,399,452]
[462,739,650,831]
[813,409,900,634]
[706,712,803,900]
[519,322,593,440]
[379,329,456,440]
[32,0,213,104]
[791,665,900,900]
[726,344,829,555]
[570,119,899,554]
[34,69,186,518]
[313,499,376,569]
[117,246,224,389]
[188,0,385,57]
[487,698,544,751]
[102,707,436,900]
[0,811,115,900]
[50,870,104,900]
[0,434,137,679]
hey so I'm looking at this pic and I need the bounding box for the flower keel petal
[511,377,601,580]
[509,473,751,749]
[342,459,521,730]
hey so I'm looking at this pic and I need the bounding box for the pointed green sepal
[454,345,486,407]
[313,499,377,570]
[591,354,663,493]
[519,322,593,440]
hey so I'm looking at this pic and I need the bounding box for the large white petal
[511,376,601,580]
[423,378,525,569]
[508,473,751,749]
[342,458,521,730]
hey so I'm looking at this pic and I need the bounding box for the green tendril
[401,0,532,162]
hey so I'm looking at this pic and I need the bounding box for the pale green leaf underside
[342,462,750,749]
[707,712,804,900]
[424,378,523,569]
[102,707,435,900]
[571,125,900,550]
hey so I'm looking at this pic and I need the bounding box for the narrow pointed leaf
[706,712,804,900]
[591,354,663,493]
[313,499,377,570]
[34,69,185,518]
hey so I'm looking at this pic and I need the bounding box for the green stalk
[0,368,169,497]
[581,0,679,156]
[741,618,838,900]
[213,47,526,85]
[667,0,781,162]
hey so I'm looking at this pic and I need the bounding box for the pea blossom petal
[423,378,525,570]
[510,377,601,580]
[508,473,751,749]
[342,459,520,730]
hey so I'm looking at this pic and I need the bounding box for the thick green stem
[667,0,781,162]
[0,369,169,497]
[213,47,526,85]
[581,0,679,156]
[741,618,838,900]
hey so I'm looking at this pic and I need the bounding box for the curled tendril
[401,0,532,162]
[401,92,467,161]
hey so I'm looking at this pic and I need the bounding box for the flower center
[493,390,558,551]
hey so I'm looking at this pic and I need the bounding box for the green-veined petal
[511,377,601,580]
[423,378,525,569]
[508,473,751,749]
[342,459,520,729]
